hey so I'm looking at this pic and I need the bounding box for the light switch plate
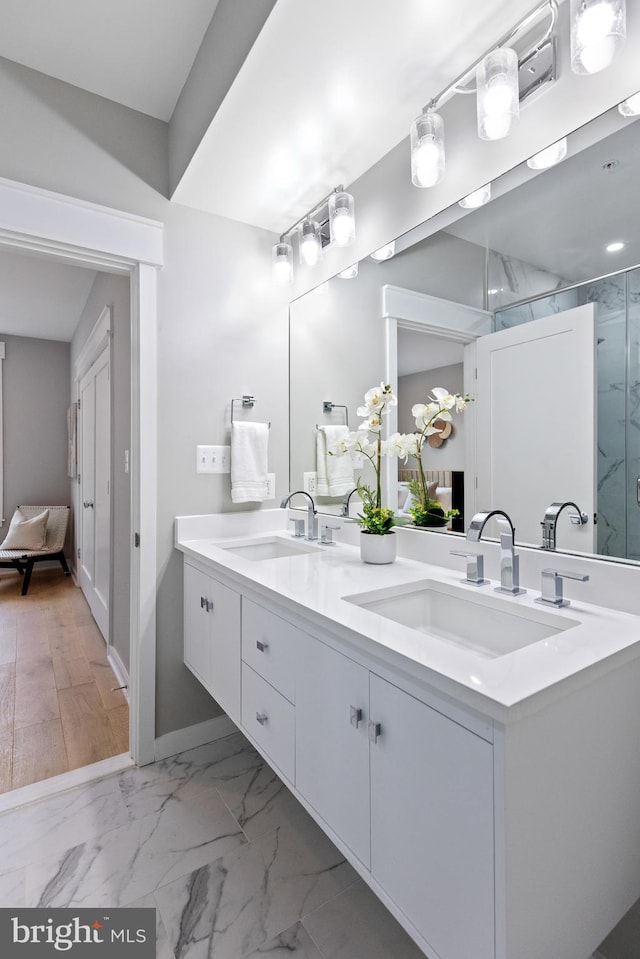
[196,445,230,474]
[266,473,276,500]
[303,471,317,495]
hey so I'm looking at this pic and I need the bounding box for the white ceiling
[0,249,97,341]
[398,331,464,378]
[0,0,220,121]
[173,0,540,232]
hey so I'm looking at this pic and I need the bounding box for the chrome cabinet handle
[255,712,268,726]
[200,596,206,609]
[368,721,382,744]
[256,640,269,652]
[350,705,363,728]
[200,596,213,612]
[83,500,94,509]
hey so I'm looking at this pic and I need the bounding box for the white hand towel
[316,425,355,496]
[231,422,269,503]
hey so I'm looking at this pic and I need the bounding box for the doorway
[0,176,160,805]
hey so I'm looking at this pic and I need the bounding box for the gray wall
[0,335,70,539]
[70,273,131,671]
[398,363,465,471]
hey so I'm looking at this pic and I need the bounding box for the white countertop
[175,511,640,724]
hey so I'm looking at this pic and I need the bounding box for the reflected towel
[316,425,355,496]
[231,422,269,503]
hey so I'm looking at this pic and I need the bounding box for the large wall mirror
[289,103,640,565]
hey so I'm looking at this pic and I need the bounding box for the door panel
[474,305,596,551]
[78,345,110,640]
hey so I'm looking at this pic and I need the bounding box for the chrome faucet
[341,486,360,517]
[280,490,318,541]
[541,501,589,550]
[467,509,526,595]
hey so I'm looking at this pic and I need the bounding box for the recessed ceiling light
[458,183,491,209]
[606,241,625,253]
[370,242,395,261]
[618,92,640,117]
[527,137,568,170]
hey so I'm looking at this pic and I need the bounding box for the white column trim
[74,306,112,380]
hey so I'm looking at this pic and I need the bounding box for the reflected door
[79,344,111,640]
[474,305,596,551]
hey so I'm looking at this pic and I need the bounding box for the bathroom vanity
[175,510,640,959]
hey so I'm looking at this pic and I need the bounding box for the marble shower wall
[494,268,632,560]
[489,250,577,321]
[626,268,640,562]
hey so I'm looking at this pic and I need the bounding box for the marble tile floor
[0,729,636,959]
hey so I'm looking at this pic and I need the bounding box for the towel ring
[231,395,271,428]
[316,401,349,430]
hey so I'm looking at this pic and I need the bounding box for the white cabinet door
[183,562,241,723]
[370,674,495,959]
[183,562,210,686]
[296,632,371,868]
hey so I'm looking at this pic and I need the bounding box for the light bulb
[272,242,293,285]
[619,91,640,116]
[370,242,395,261]
[477,48,519,141]
[571,0,626,74]
[300,220,321,267]
[458,183,491,209]
[410,111,445,188]
[527,137,568,170]
[329,191,356,247]
[606,241,625,252]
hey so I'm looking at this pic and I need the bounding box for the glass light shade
[370,242,395,261]
[272,242,293,285]
[619,91,640,116]
[571,0,626,74]
[299,220,322,267]
[338,263,359,279]
[410,111,445,188]
[329,191,356,247]
[527,137,568,170]
[458,183,492,209]
[476,48,519,141]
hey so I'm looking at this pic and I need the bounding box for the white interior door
[473,305,596,552]
[79,344,111,639]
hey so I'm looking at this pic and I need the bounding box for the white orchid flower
[360,413,383,432]
[455,395,468,412]
[431,387,456,410]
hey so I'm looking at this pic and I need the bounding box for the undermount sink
[344,579,579,659]
[217,534,320,561]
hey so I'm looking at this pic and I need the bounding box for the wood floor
[0,567,129,794]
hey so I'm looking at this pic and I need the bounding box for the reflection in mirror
[289,105,640,564]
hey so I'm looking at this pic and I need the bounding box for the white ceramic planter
[360,531,397,565]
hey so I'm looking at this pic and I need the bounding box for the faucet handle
[320,521,340,546]
[535,568,590,608]
[289,518,306,538]
[450,550,489,586]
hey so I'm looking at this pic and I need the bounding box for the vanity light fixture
[272,241,294,285]
[370,242,396,261]
[410,110,445,187]
[618,91,640,116]
[459,183,492,208]
[299,219,322,267]
[571,0,626,74]
[606,241,625,252]
[477,48,520,140]
[526,136,568,169]
[271,185,356,284]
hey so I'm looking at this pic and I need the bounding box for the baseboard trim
[107,645,130,704]
[154,714,237,762]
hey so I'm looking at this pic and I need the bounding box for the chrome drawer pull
[350,705,363,728]
[256,712,268,726]
[368,721,382,744]
[256,640,269,652]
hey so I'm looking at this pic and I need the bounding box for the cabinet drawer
[241,598,297,702]
[241,663,295,783]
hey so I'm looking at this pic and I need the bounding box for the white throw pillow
[0,508,50,550]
